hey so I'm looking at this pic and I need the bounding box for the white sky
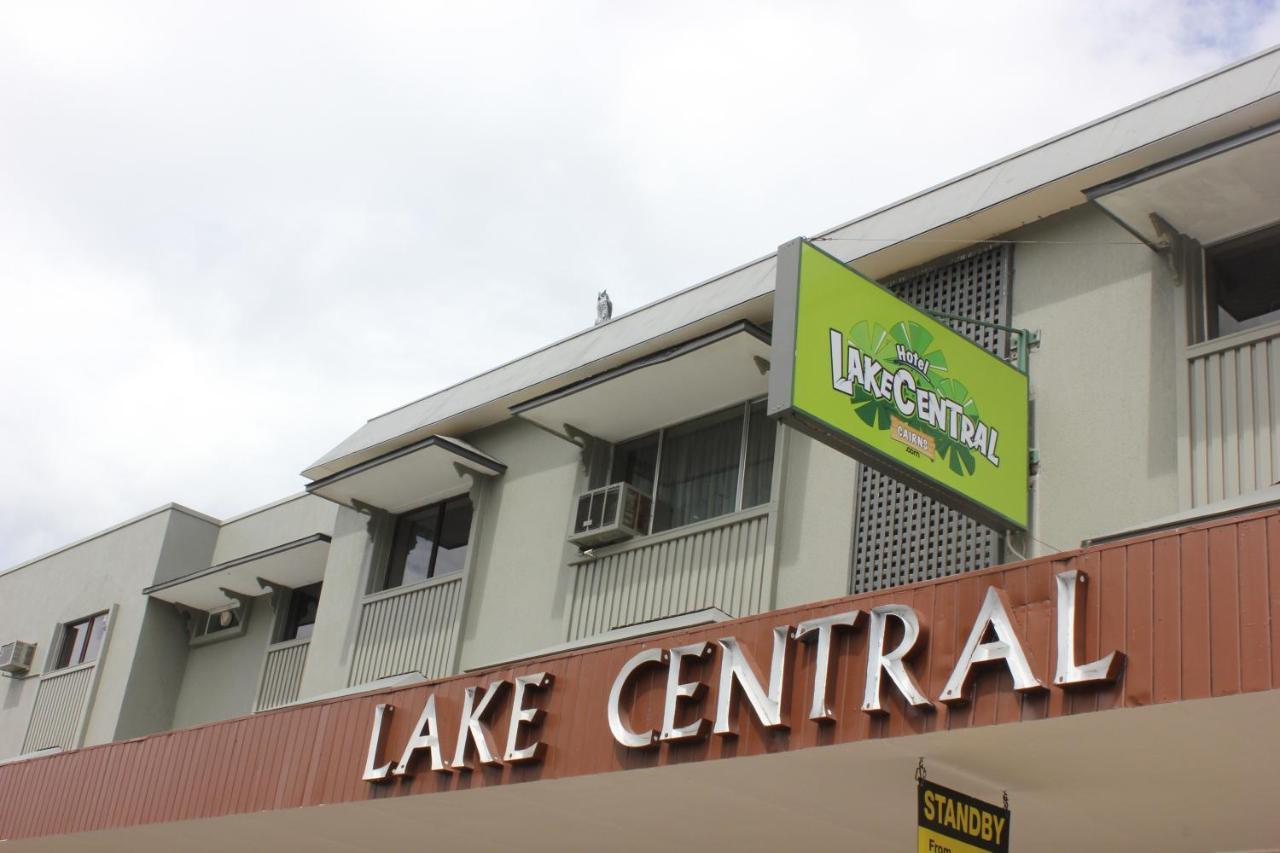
[2,1,1279,569]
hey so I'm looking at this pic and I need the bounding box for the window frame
[53,611,109,671]
[278,582,323,643]
[371,493,475,594]
[604,396,776,536]
[1187,219,1280,345]
[1202,220,1280,342]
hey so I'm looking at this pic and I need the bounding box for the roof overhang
[143,534,331,611]
[303,49,1280,480]
[1086,118,1280,247]
[511,322,770,443]
[305,434,505,514]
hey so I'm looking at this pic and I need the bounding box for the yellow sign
[917,780,1010,853]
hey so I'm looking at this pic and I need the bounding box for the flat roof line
[0,503,221,580]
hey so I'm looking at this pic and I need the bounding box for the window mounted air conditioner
[0,641,36,675]
[569,483,651,549]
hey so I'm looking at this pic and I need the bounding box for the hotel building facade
[2,49,1280,851]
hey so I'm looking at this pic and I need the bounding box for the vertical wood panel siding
[255,641,309,712]
[20,664,95,753]
[3,506,1280,842]
[1188,327,1280,506]
[348,577,462,686]
[567,511,771,641]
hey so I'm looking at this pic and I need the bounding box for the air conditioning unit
[569,483,651,549]
[0,641,36,675]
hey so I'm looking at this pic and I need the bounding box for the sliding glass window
[610,398,775,535]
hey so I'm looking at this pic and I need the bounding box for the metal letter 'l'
[1054,569,1123,686]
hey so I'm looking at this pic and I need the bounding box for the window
[204,605,243,637]
[378,495,473,592]
[55,612,108,669]
[609,398,776,535]
[281,583,322,642]
[1205,222,1280,339]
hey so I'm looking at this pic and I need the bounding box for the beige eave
[143,535,331,611]
[1086,118,1280,246]
[510,322,770,443]
[305,434,505,514]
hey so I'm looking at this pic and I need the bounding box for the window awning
[1086,119,1280,247]
[143,534,331,611]
[510,321,771,443]
[305,435,505,514]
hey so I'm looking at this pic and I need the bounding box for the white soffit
[143,535,331,611]
[305,435,505,514]
[1087,120,1280,246]
[511,323,770,443]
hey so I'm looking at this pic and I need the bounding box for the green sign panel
[768,238,1028,530]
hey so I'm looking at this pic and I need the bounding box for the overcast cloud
[2,1,1278,569]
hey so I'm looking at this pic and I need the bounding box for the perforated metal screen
[850,244,1011,594]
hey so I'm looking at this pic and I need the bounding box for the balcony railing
[21,662,96,753]
[566,507,774,642]
[348,575,463,686]
[1185,321,1280,507]
[255,639,310,712]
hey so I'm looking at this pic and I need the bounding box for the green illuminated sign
[768,239,1028,530]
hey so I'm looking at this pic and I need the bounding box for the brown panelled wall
[2,508,1278,842]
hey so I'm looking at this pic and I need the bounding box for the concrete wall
[0,507,218,759]
[1008,203,1179,553]
[170,595,274,729]
[113,599,192,740]
[165,495,338,726]
[458,420,583,669]
[211,494,338,565]
[773,426,860,609]
[297,506,382,698]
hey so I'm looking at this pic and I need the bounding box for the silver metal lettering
[713,626,791,735]
[452,680,508,769]
[862,604,932,713]
[392,694,449,775]
[608,647,666,748]
[1054,570,1123,686]
[362,702,395,782]
[504,672,553,763]
[660,642,713,742]
[794,611,860,721]
[940,586,1046,703]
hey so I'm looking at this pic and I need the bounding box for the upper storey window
[281,582,323,641]
[1205,222,1280,339]
[610,398,776,535]
[55,612,108,670]
[377,495,473,591]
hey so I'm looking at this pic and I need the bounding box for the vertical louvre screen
[851,245,1011,593]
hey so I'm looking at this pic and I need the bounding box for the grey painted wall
[212,494,338,566]
[1008,203,1179,553]
[170,594,275,730]
[773,426,860,609]
[152,510,221,587]
[0,507,218,758]
[457,419,583,670]
[113,599,191,741]
[298,506,381,698]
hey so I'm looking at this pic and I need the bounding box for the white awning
[510,322,771,443]
[1087,119,1280,247]
[143,534,331,611]
[305,435,505,514]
